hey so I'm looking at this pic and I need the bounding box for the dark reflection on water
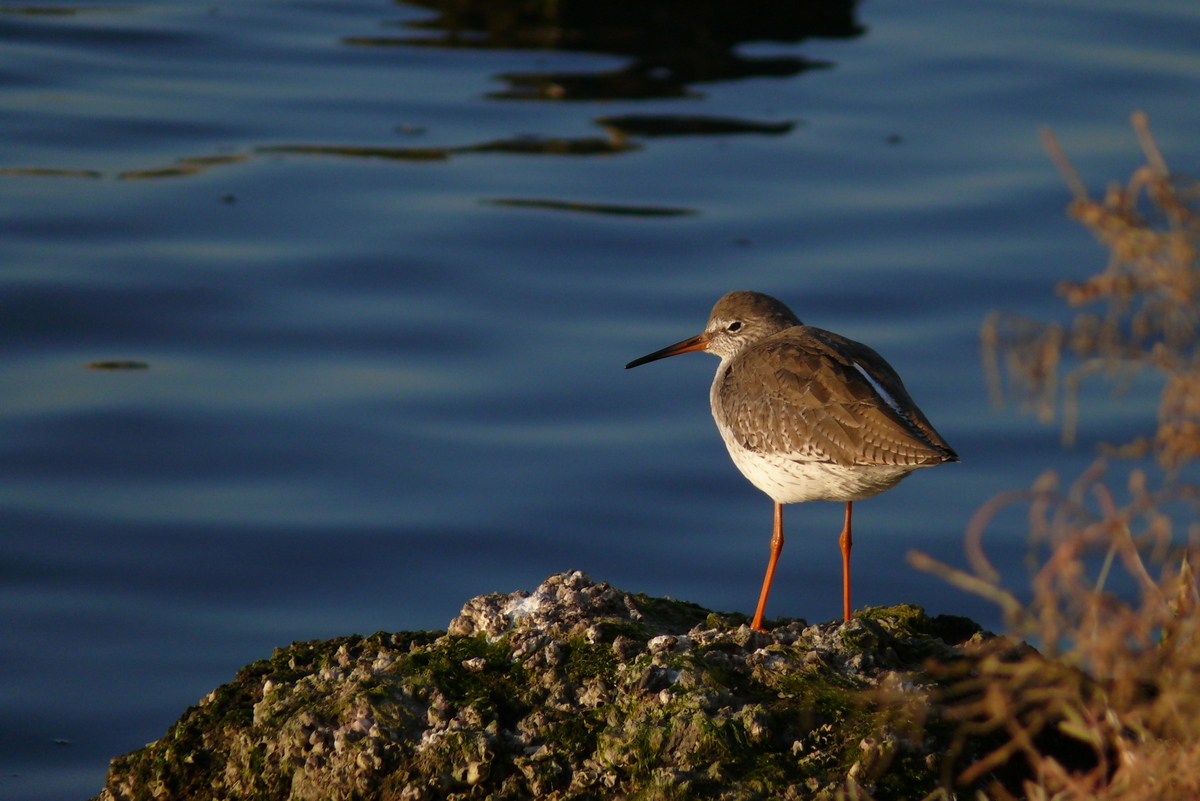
[394,0,863,50]
[0,166,102,178]
[483,198,697,216]
[257,117,798,165]
[483,58,825,102]
[117,154,248,180]
[84,360,149,370]
[596,114,797,137]
[258,133,638,161]
[348,0,860,100]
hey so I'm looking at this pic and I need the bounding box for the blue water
[2,0,1198,797]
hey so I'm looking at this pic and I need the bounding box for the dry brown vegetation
[981,111,1200,466]
[903,112,1200,801]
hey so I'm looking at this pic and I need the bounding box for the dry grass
[910,467,1200,800]
[982,111,1200,468]
[907,113,1200,801]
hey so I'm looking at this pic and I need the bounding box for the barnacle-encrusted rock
[92,571,991,801]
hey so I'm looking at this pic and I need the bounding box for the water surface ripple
[1,0,1198,796]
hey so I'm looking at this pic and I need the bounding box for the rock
[91,571,999,801]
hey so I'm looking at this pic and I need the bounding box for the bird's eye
[728,321,743,332]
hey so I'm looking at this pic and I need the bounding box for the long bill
[625,332,710,369]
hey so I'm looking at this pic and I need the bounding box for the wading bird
[626,291,957,630]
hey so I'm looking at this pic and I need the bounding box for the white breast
[721,441,924,504]
[708,355,929,504]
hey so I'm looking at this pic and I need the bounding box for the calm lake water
[2,0,1199,797]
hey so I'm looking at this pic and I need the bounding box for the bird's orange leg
[840,501,854,621]
[751,502,784,632]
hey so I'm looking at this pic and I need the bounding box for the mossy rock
[94,571,1006,801]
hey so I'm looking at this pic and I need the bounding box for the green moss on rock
[93,571,996,801]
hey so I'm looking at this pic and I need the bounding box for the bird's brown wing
[717,327,957,467]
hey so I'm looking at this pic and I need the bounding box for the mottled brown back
[717,326,958,468]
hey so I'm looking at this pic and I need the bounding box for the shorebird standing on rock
[626,291,957,631]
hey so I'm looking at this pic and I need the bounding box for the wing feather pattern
[716,326,958,467]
